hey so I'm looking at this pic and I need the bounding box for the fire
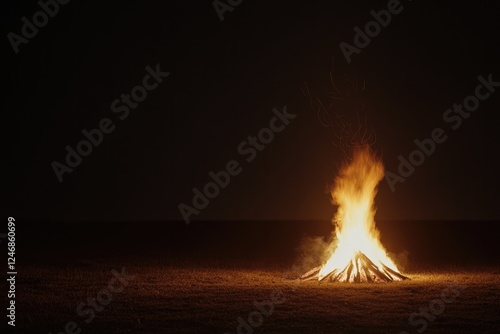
[302,147,407,282]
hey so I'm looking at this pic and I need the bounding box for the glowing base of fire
[301,251,409,283]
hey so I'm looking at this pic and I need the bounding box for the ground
[17,261,500,334]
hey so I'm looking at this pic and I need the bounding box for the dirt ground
[15,261,500,334]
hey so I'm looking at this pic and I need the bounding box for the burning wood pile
[301,251,408,282]
[301,147,408,283]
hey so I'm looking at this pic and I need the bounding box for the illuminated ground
[18,262,500,333]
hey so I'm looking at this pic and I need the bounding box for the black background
[3,1,500,231]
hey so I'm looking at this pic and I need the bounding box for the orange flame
[318,147,402,281]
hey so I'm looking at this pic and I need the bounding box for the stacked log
[300,251,409,283]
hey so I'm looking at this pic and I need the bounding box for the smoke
[288,235,337,276]
[389,249,410,272]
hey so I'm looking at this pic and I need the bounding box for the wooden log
[300,266,321,280]
[362,264,373,283]
[354,256,361,283]
[319,269,337,282]
[345,261,354,282]
[381,263,409,281]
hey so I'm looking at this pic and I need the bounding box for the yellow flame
[318,147,401,280]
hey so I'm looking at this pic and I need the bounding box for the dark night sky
[4,0,500,223]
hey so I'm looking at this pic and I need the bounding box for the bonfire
[301,147,408,283]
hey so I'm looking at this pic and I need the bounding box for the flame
[317,147,402,281]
